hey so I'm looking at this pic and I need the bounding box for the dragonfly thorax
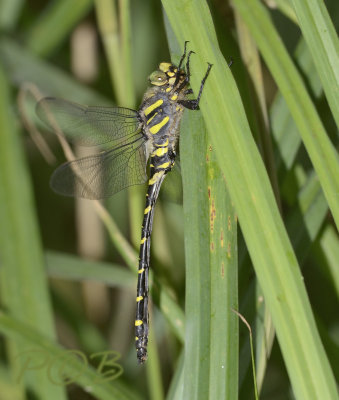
[139,61,191,167]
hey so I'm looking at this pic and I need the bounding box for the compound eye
[149,71,167,86]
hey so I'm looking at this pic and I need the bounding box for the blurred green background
[0,1,338,399]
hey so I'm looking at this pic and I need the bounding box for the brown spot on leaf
[210,199,216,233]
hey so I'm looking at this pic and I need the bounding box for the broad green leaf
[206,144,238,400]
[181,110,211,400]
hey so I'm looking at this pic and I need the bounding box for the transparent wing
[36,97,141,146]
[50,136,147,199]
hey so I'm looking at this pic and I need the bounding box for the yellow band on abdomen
[152,147,168,157]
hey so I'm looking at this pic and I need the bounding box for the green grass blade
[161,1,338,399]
[179,112,239,400]
[206,145,238,400]
[239,13,336,390]
[264,0,298,24]
[241,170,329,392]
[0,64,66,400]
[180,111,211,400]
[286,171,328,261]
[119,0,136,108]
[0,362,26,400]
[291,0,339,130]
[94,0,125,103]
[233,16,277,390]
[94,0,135,107]
[25,0,93,57]
[232,0,339,230]
[253,284,274,392]
[0,37,111,104]
[234,10,280,206]
[46,250,135,287]
[166,351,184,400]
[146,327,164,400]
[316,226,339,298]
[166,22,238,399]
[0,0,24,31]
[271,38,323,173]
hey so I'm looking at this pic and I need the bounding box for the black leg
[179,63,213,110]
[176,50,195,93]
[185,50,195,81]
[178,41,189,70]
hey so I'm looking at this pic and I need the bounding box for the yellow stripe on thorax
[144,99,163,116]
[146,112,158,125]
[149,116,169,134]
[135,320,143,326]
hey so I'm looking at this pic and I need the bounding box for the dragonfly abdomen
[135,139,175,363]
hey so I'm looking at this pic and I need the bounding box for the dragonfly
[36,42,212,363]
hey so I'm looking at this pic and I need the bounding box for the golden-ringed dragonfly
[36,42,212,364]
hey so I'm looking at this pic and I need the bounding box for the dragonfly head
[148,62,186,90]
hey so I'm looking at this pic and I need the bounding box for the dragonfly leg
[178,40,189,70]
[179,63,213,110]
